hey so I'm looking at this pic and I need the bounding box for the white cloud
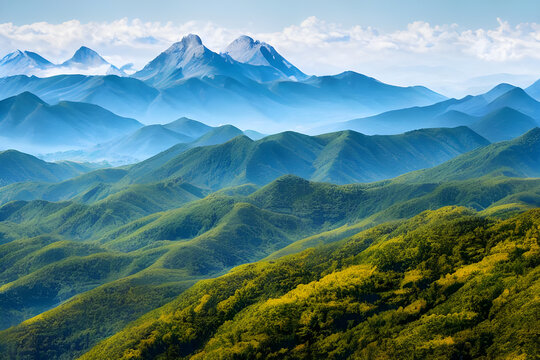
[0,17,538,97]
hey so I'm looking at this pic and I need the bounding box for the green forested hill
[77,206,540,360]
[0,126,489,205]
[399,127,540,183]
[122,126,488,187]
[0,126,538,360]
[0,173,539,358]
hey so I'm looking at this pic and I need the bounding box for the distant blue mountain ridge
[0,34,446,131]
[0,33,538,154]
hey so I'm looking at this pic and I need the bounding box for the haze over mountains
[45,118,265,164]
[0,34,446,131]
[0,92,142,152]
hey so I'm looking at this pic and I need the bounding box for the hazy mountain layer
[0,92,142,152]
[331,84,540,139]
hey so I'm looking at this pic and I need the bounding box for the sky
[0,0,539,96]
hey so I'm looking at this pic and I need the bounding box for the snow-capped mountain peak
[180,34,203,48]
[59,46,125,76]
[223,35,307,80]
[0,50,54,77]
[133,34,226,85]
[224,35,268,65]
[163,34,207,60]
[0,47,125,77]
[1,50,24,63]
[0,50,53,67]
[62,46,109,67]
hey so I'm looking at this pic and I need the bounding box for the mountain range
[0,126,489,205]
[0,34,446,130]
[42,118,265,164]
[326,84,540,140]
[0,46,124,77]
[119,126,489,188]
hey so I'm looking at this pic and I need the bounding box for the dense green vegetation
[0,126,489,205]
[122,126,488,188]
[399,127,540,183]
[0,172,538,358]
[0,126,538,360]
[74,206,539,360]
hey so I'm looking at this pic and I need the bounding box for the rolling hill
[77,206,540,360]
[0,203,537,359]
[0,171,538,342]
[121,126,489,188]
[0,145,538,358]
[398,127,540,183]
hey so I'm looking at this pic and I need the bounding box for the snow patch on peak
[223,35,308,80]
[62,46,109,67]
[167,34,204,53]
[182,34,203,46]
[0,50,54,77]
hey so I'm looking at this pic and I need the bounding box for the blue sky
[0,0,539,96]
[1,0,538,31]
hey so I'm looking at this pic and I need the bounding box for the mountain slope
[399,127,540,182]
[78,207,540,360]
[526,78,540,101]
